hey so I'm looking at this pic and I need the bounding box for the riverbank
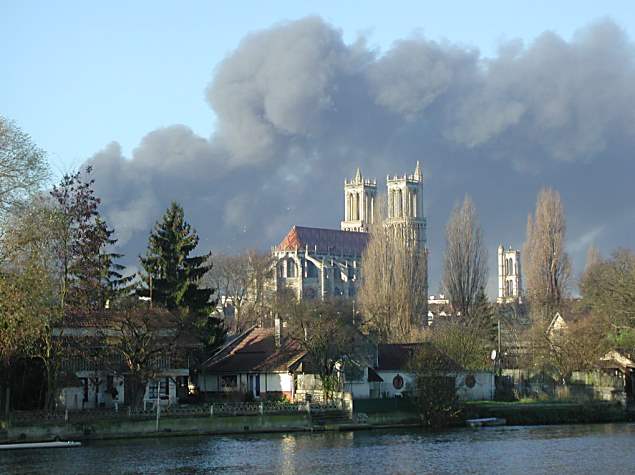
[1,400,631,444]
[463,400,631,425]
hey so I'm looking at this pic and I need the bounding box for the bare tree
[204,250,275,332]
[285,298,361,400]
[523,188,571,319]
[442,195,488,320]
[359,198,428,342]
[0,116,48,220]
[580,249,635,344]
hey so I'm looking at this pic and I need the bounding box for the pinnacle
[414,161,423,180]
[354,167,362,182]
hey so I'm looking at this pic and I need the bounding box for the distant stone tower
[385,161,426,248]
[497,245,522,303]
[341,168,377,233]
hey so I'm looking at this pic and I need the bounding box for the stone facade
[497,244,522,304]
[271,164,426,300]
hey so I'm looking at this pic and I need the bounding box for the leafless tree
[204,250,275,331]
[359,198,428,342]
[442,195,488,320]
[522,188,571,320]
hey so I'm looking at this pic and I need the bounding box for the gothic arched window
[286,258,296,278]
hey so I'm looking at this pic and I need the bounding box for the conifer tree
[139,202,224,352]
[139,202,215,316]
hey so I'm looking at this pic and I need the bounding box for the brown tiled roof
[376,343,462,371]
[276,226,369,256]
[201,327,306,373]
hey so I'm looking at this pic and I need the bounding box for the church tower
[341,168,377,233]
[385,161,426,248]
[497,245,522,303]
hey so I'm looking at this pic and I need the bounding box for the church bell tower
[385,161,426,248]
[341,168,377,233]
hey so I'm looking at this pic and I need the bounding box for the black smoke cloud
[86,17,635,293]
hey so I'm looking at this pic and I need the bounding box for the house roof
[200,327,306,374]
[376,343,462,371]
[367,366,384,382]
[276,225,369,256]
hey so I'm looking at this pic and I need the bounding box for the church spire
[354,167,362,183]
[414,161,423,181]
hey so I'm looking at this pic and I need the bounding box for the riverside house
[196,323,311,401]
[53,309,197,410]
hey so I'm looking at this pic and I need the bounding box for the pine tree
[139,202,215,316]
[139,202,224,354]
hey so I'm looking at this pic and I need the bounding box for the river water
[2,423,634,474]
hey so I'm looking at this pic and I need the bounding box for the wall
[375,371,416,398]
[455,372,495,401]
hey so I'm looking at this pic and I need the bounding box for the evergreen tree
[139,202,224,352]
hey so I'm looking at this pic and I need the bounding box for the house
[344,343,495,401]
[54,309,197,410]
[197,324,311,401]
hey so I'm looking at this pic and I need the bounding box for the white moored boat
[0,441,82,450]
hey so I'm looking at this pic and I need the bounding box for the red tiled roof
[276,226,368,256]
[201,327,306,373]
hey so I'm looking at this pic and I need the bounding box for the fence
[8,400,347,426]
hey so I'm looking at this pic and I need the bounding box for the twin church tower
[341,162,427,248]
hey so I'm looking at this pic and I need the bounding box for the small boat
[0,441,82,450]
[465,417,506,428]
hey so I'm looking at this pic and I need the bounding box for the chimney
[274,316,281,349]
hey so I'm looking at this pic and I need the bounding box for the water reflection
[1,423,634,474]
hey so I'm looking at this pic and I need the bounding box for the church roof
[276,225,369,256]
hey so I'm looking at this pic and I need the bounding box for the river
[2,423,634,474]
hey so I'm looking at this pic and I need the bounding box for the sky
[2,1,635,295]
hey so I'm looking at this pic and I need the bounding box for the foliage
[580,249,635,347]
[442,195,488,319]
[140,202,213,315]
[0,116,49,219]
[139,202,224,356]
[408,345,461,427]
[50,166,131,313]
[524,312,608,384]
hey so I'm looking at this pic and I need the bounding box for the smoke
[85,16,635,293]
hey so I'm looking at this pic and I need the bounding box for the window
[286,259,296,278]
[148,378,169,400]
[220,375,238,390]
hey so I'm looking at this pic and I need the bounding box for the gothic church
[271,163,426,300]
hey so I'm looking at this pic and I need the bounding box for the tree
[285,298,361,400]
[0,197,66,411]
[442,195,488,319]
[104,309,181,409]
[408,344,461,427]
[50,167,130,313]
[0,116,48,219]
[139,202,224,354]
[580,249,635,349]
[204,251,275,332]
[359,200,428,342]
[523,188,571,320]
[526,313,608,386]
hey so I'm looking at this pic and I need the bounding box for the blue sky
[2,1,634,178]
